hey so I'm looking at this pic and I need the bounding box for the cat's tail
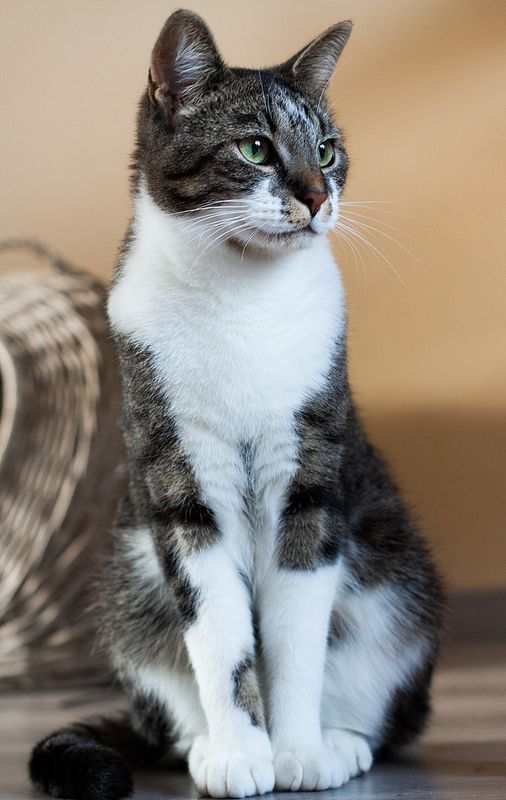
[29,713,169,800]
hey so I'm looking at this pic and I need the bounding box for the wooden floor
[1,644,505,800]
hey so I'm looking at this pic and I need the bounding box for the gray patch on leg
[232,656,265,728]
[328,609,351,646]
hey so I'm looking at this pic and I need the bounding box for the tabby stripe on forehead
[235,112,265,127]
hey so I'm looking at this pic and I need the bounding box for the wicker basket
[0,244,125,689]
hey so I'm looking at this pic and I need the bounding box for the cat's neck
[108,182,344,345]
[127,182,336,293]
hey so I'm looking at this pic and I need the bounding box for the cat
[29,9,444,800]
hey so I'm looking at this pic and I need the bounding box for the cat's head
[136,9,352,253]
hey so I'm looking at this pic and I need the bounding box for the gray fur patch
[278,342,349,570]
[232,656,265,728]
[117,335,220,553]
[96,336,222,682]
[328,609,351,646]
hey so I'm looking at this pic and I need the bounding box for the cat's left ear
[149,10,225,118]
[278,21,352,100]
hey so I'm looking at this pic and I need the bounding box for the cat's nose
[297,189,328,217]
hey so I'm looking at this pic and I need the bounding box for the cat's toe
[189,736,274,798]
[273,751,303,791]
[274,746,347,791]
[323,728,373,778]
[227,754,274,798]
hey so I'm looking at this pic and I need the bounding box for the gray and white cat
[30,10,444,800]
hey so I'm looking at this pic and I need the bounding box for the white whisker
[240,225,264,262]
[198,222,253,260]
[172,199,252,217]
[339,208,415,239]
[333,224,368,296]
[194,216,248,251]
[339,201,413,218]
[333,220,407,288]
[339,212,424,268]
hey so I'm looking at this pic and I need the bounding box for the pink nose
[297,189,328,217]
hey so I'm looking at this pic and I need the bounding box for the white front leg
[183,545,274,798]
[259,564,347,791]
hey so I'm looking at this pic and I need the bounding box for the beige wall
[1,1,505,590]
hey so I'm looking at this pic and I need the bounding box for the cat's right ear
[278,21,352,100]
[149,10,225,119]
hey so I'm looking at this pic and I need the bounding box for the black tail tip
[29,731,133,800]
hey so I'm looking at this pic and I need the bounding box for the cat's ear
[149,10,225,117]
[278,21,352,100]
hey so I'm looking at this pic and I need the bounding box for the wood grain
[1,644,504,799]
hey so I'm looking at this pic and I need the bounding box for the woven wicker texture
[0,249,124,690]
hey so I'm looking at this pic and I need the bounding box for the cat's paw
[322,728,373,779]
[189,734,274,798]
[273,745,347,792]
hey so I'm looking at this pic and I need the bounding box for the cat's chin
[228,227,319,255]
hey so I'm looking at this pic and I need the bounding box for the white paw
[323,728,373,780]
[273,745,347,792]
[189,734,275,798]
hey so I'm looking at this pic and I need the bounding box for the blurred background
[1,0,505,599]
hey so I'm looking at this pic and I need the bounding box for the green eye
[318,140,335,168]
[238,136,271,165]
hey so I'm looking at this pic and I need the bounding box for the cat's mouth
[270,226,315,238]
[227,222,321,254]
[245,227,314,253]
[261,225,319,245]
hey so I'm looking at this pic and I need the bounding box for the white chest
[155,279,340,438]
[109,195,344,442]
[108,192,345,539]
